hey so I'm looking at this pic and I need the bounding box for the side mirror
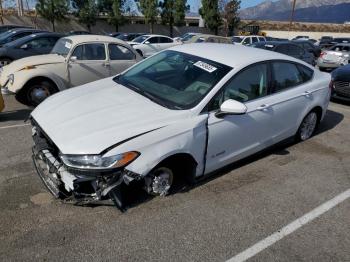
[215,99,247,118]
[144,41,150,45]
[69,56,77,62]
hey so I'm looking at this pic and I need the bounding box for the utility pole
[16,0,24,16]
[288,0,297,32]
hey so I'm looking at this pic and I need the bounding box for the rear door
[158,37,175,50]
[267,61,315,141]
[143,36,159,57]
[68,43,110,87]
[107,43,138,75]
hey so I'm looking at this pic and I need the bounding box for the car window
[148,37,158,44]
[72,43,106,60]
[272,62,305,92]
[297,64,314,82]
[288,45,304,56]
[11,32,32,42]
[258,37,265,42]
[159,37,173,43]
[275,44,289,54]
[24,37,56,49]
[108,44,135,60]
[242,37,250,45]
[116,50,231,110]
[209,63,268,111]
[51,38,72,57]
[252,37,259,43]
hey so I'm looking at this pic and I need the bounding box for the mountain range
[240,0,350,23]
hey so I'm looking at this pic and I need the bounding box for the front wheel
[20,80,58,107]
[296,111,319,141]
[146,167,174,196]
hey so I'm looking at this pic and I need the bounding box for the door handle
[103,62,110,67]
[257,104,270,111]
[303,91,312,97]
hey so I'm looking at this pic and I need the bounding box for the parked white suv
[0,35,142,106]
[30,44,331,210]
[128,34,181,57]
[232,35,266,45]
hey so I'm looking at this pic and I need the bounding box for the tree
[199,0,221,35]
[138,0,158,33]
[108,0,125,32]
[223,0,240,36]
[159,0,188,37]
[36,0,68,32]
[72,0,98,32]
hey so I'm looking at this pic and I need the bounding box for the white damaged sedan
[31,44,331,210]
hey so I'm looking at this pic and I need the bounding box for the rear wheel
[20,80,58,107]
[296,111,319,141]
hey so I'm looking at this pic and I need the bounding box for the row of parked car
[0,25,350,109]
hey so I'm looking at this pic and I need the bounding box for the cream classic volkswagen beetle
[0,35,142,106]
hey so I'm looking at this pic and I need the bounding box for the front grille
[334,81,350,98]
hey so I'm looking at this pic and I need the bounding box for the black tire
[295,110,319,142]
[0,58,12,67]
[17,80,58,107]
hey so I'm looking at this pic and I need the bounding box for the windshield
[132,35,148,43]
[115,50,231,110]
[232,37,243,43]
[51,38,72,57]
[182,34,195,41]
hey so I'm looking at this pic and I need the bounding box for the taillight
[320,52,325,58]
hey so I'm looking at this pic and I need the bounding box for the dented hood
[31,77,189,155]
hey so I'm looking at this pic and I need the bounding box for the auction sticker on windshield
[194,61,217,73]
[65,42,72,49]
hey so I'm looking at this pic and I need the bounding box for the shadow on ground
[0,109,32,122]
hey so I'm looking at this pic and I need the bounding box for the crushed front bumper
[32,147,125,204]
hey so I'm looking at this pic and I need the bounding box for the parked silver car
[317,44,350,71]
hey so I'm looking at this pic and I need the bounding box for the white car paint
[232,35,266,45]
[0,35,142,105]
[31,44,331,208]
[128,34,181,57]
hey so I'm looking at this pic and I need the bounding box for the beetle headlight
[60,151,140,170]
[7,74,14,85]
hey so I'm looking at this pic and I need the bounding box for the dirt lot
[0,94,349,262]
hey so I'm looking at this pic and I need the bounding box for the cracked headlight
[60,151,140,170]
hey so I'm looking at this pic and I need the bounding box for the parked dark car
[332,38,350,44]
[67,30,91,36]
[0,28,45,47]
[265,36,288,41]
[0,32,63,66]
[107,32,122,37]
[0,25,31,34]
[252,41,315,65]
[331,64,350,101]
[116,33,146,41]
[293,40,322,57]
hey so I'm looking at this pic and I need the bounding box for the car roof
[63,34,127,45]
[7,28,43,33]
[143,34,171,38]
[169,43,303,68]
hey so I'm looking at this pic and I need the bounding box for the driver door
[68,43,110,87]
[205,63,275,174]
